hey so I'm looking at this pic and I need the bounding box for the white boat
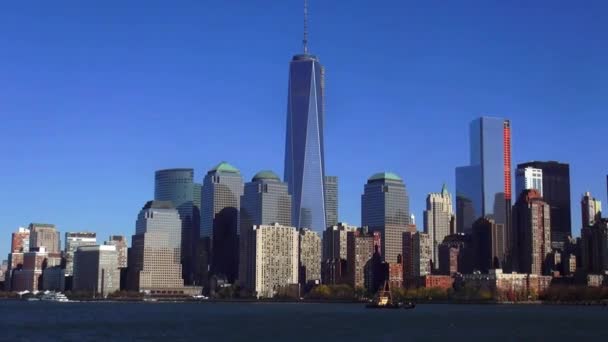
[40,292,70,302]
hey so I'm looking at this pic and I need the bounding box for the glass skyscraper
[154,168,201,284]
[201,162,243,283]
[284,25,327,233]
[361,172,410,263]
[324,176,339,227]
[456,117,512,235]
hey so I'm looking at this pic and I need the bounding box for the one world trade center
[284,0,326,233]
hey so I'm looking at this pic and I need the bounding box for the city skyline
[1,1,607,259]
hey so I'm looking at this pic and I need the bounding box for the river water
[2,301,607,341]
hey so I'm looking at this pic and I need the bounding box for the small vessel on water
[366,281,415,310]
[40,292,70,302]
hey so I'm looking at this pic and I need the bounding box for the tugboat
[366,281,416,310]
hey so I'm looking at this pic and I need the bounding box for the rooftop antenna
[303,0,309,54]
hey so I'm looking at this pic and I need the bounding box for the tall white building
[252,223,299,298]
[516,167,543,198]
[423,184,453,269]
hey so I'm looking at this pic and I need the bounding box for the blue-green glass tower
[284,0,326,233]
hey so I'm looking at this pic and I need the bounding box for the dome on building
[252,170,280,182]
[368,172,402,182]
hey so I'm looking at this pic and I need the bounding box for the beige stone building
[299,228,321,284]
[253,224,298,298]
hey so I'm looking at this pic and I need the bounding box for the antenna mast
[303,0,309,54]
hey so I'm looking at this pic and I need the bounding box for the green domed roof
[209,161,239,174]
[252,170,280,182]
[368,172,402,182]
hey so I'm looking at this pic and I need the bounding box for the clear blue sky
[1,1,607,258]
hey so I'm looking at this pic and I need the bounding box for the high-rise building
[29,223,60,253]
[64,232,97,276]
[322,223,357,262]
[346,227,381,290]
[73,245,120,297]
[438,233,472,275]
[10,247,49,292]
[455,117,512,237]
[11,227,29,253]
[299,228,321,284]
[127,201,188,293]
[517,161,571,247]
[362,172,410,263]
[155,168,201,284]
[284,2,327,233]
[581,191,602,228]
[402,232,432,284]
[104,235,128,268]
[324,176,339,228]
[513,190,552,275]
[251,223,299,298]
[515,167,543,198]
[423,184,454,270]
[471,218,498,273]
[580,219,608,274]
[201,162,243,284]
[239,170,291,289]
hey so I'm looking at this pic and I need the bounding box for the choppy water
[2,301,607,341]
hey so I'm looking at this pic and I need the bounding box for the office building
[73,245,120,297]
[513,190,552,275]
[455,117,512,238]
[471,218,494,273]
[322,223,357,262]
[438,233,472,275]
[11,227,30,253]
[581,192,602,228]
[518,161,571,247]
[515,166,543,198]
[283,3,327,233]
[299,228,321,284]
[128,201,189,293]
[201,162,243,284]
[423,184,454,270]
[104,235,128,268]
[252,224,299,298]
[155,168,201,283]
[324,176,339,228]
[580,219,608,274]
[239,170,291,288]
[42,266,65,291]
[64,232,97,276]
[10,247,49,292]
[29,223,60,253]
[362,172,410,262]
[402,232,432,284]
[346,227,381,290]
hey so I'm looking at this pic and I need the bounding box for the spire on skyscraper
[303,0,309,54]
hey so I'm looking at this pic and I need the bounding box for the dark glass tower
[517,161,571,248]
[455,117,512,233]
[361,172,410,263]
[455,117,512,267]
[154,168,200,284]
[284,1,327,233]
